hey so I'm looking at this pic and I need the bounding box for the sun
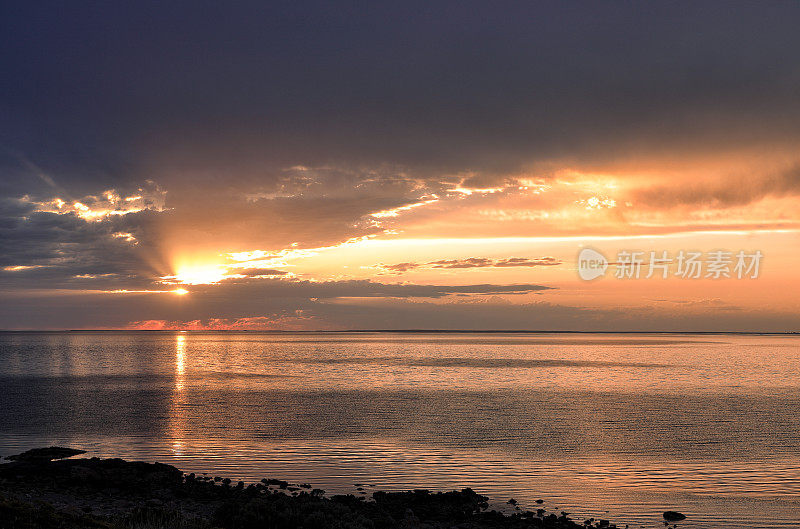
[173,288,189,296]
[173,265,227,285]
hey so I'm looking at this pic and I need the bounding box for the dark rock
[69,465,100,481]
[5,447,86,462]
[262,478,289,488]
[0,456,183,491]
[0,449,620,529]
[663,511,686,521]
[372,487,490,522]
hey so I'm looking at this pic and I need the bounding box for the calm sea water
[1,332,799,527]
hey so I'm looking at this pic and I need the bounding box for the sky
[1,1,799,331]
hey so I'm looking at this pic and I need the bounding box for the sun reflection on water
[171,333,188,454]
[175,334,186,387]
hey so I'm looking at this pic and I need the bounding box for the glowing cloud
[370,197,439,218]
[25,184,167,222]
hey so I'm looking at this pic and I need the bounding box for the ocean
[1,331,798,527]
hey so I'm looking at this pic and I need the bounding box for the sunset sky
[1,1,799,331]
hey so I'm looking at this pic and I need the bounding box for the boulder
[663,511,686,522]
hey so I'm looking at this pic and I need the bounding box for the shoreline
[0,448,634,529]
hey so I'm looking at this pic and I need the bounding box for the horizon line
[0,329,798,335]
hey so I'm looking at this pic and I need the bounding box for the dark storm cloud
[3,0,800,196]
[0,199,167,289]
[3,1,800,233]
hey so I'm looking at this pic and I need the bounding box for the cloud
[429,258,496,269]
[631,163,800,208]
[3,3,800,330]
[4,1,800,260]
[493,257,561,267]
[4,2,800,193]
[183,279,555,300]
[0,197,169,290]
[380,262,420,273]
[126,311,331,331]
[0,277,554,329]
[1,269,796,332]
[648,298,743,311]
[233,268,290,277]
[377,256,561,273]
[108,297,800,333]
[27,182,167,221]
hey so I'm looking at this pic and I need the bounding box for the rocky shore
[0,448,632,529]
